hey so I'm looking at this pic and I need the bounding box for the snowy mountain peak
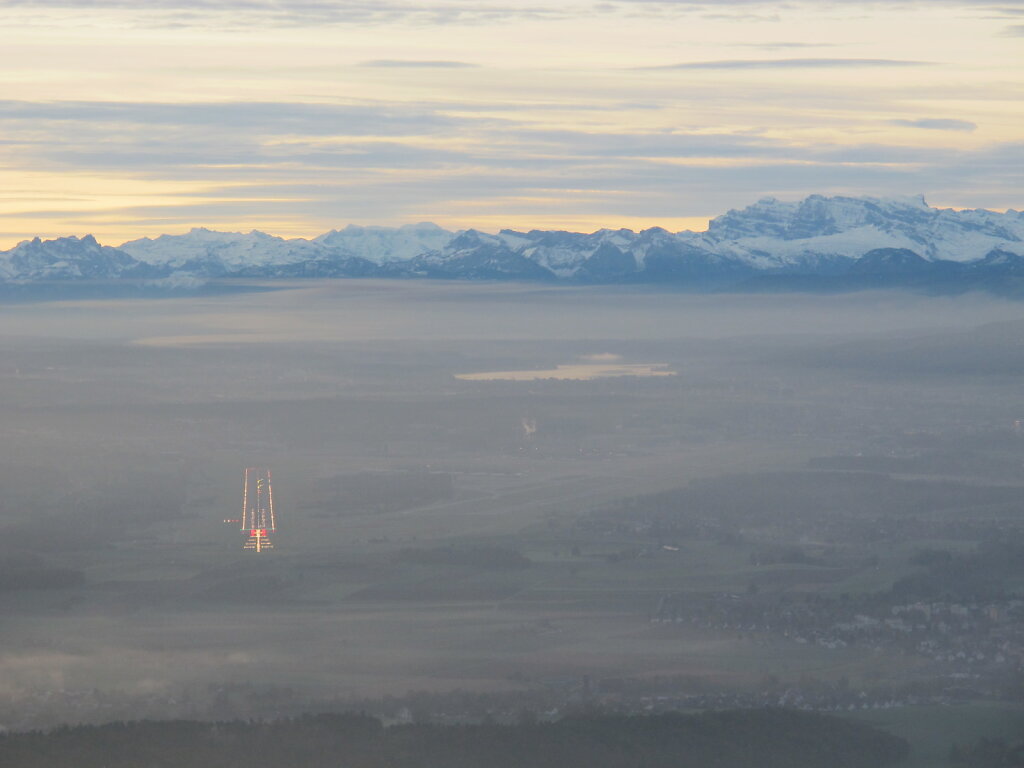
[703,194,1024,265]
[0,234,144,280]
[3,195,1024,288]
[313,222,454,263]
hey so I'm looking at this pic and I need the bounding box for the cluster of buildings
[654,592,1024,696]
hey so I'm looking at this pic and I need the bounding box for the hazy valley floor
[1,280,1023,763]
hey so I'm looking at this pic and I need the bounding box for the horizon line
[1,195,1019,252]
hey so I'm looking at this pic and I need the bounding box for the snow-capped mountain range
[2,195,1023,290]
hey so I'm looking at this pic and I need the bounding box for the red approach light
[241,468,276,552]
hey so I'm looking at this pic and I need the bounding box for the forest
[0,710,909,768]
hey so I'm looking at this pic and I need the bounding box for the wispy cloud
[0,0,1020,241]
[1,92,1020,234]
[16,140,1022,239]
[891,118,977,131]
[0,100,457,136]
[999,23,1024,34]
[637,58,932,71]
[0,0,575,28]
[6,0,1024,31]
[359,59,479,68]
[734,41,839,50]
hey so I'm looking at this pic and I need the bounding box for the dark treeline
[893,541,1024,600]
[0,709,909,768]
[950,737,1024,767]
[584,470,1024,547]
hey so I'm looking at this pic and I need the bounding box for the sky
[0,0,1021,247]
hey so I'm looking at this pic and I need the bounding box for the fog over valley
[1,281,1023,765]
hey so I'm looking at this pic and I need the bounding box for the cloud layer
[892,118,978,131]
[639,58,932,70]
[0,0,1020,244]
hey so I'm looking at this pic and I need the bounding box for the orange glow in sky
[0,0,1021,247]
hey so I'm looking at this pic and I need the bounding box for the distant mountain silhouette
[3,195,1022,294]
